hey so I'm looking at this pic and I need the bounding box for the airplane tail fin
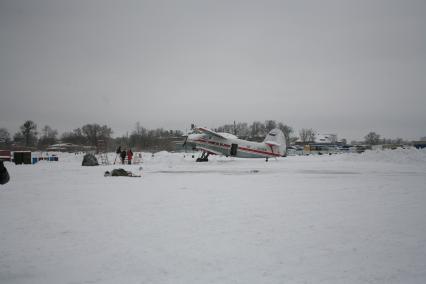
[264,129,287,156]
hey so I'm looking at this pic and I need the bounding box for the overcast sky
[1,0,425,141]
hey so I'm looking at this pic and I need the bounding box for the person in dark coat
[120,150,126,165]
[0,160,10,185]
[114,146,122,164]
[127,149,133,165]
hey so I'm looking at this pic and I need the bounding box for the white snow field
[1,149,426,284]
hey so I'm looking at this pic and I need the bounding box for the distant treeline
[0,120,296,152]
[213,120,295,145]
[0,120,413,152]
[0,120,184,152]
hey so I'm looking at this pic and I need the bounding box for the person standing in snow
[127,149,133,165]
[0,160,10,185]
[114,146,122,164]
[120,150,126,165]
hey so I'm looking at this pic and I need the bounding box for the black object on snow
[104,168,141,177]
[82,154,99,166]
[13,151,32,165]
[111,168,130,176]
[0,161,10,185]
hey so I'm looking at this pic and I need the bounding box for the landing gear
[266,157,269,162]
[196,152,209,162]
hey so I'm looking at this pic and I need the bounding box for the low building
[0,150,12,161]
[315,134,338,144]
[46,143,95,152]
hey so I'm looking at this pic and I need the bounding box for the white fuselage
[187,133,285,158]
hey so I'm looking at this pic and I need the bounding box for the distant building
[46,143,94,152]
[292,133,350,155]
[295,133,343,146]
[314,134,338,144]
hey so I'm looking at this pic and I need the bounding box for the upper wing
[195,127,227,139]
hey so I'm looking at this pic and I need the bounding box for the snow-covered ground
[1,149,426,283]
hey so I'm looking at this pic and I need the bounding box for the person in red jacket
[127,149,133,165]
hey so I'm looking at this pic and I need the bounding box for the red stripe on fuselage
[194,139,282,157]
[238,146,282,157]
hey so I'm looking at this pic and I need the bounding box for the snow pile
[343,148,426,165]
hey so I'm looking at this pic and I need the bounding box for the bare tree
[299,128,316,143]
[81,124,113,147]
[309,131,316,142]
[18,120,38,147]
[217,120,293,141]
[0,128,11,145]
[364,131,381,145]
[265,120,277,132]
[277,123,293,145]
[235,122,250,137]
[250,121,266,137]
[38,125,58,148]
[134,122,147,136]
[61,128,87,145]
[129,122,146,148]
[217,124,234,134]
